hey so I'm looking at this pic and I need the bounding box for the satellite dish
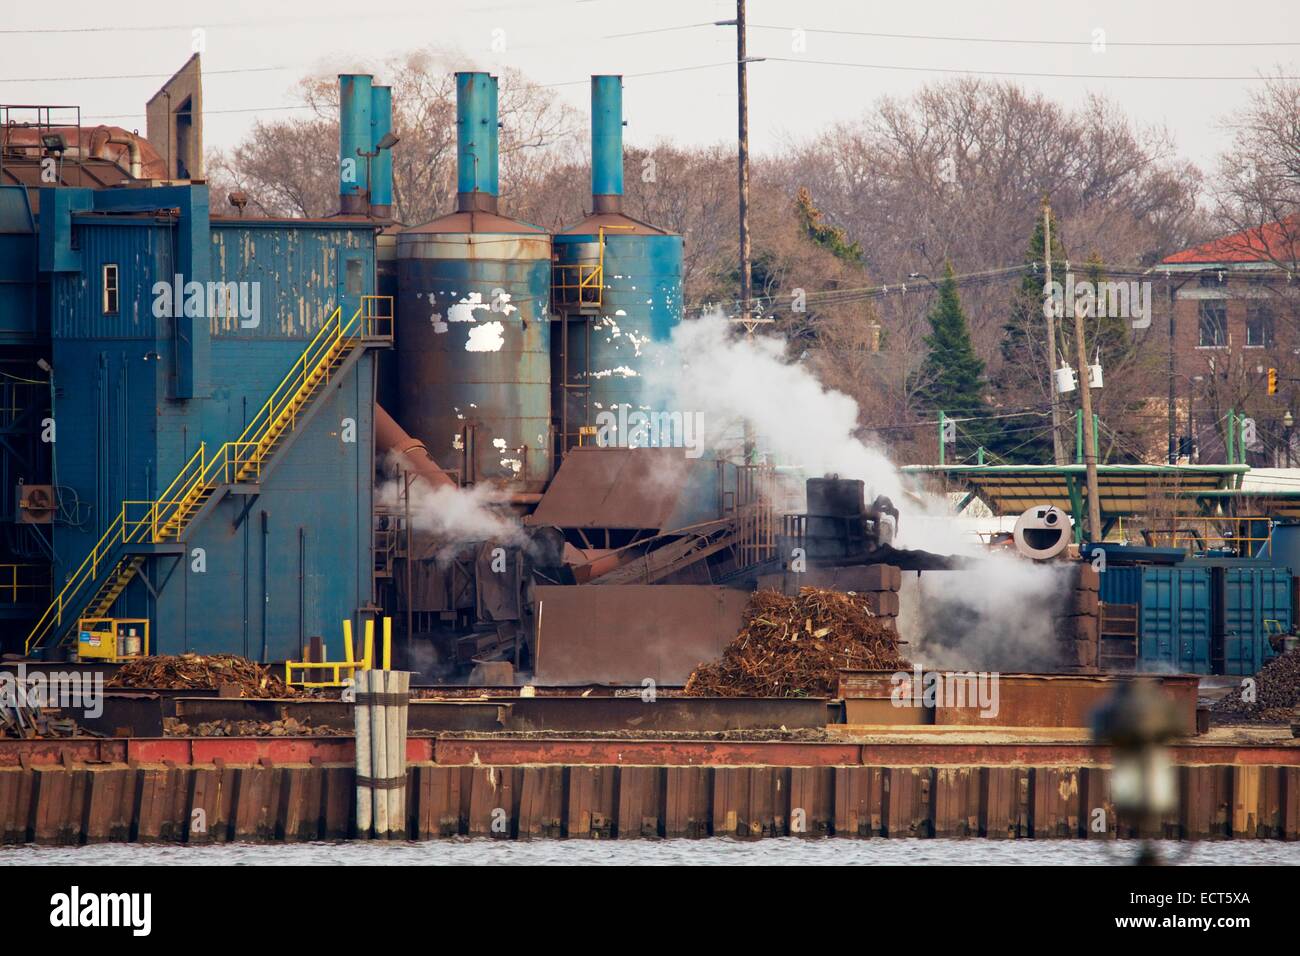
[1013,505,1072,560]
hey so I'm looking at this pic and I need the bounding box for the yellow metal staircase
[25,296,393,655]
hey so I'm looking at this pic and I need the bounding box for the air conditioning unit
[16,484,54,524]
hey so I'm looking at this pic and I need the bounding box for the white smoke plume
[641,309,1072,671]
[641,310,968,552]
[642,310,908,504]
[376,468,524,551]
[899,558,1073,672]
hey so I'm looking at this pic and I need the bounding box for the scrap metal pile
[0,700,79,739]
[108,654,297,698]
[1212,650,1300,722]
[163,714,346,737]
[684,587,910,698]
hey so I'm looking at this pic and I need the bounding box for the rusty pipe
[375,403,456,490]
[103,128,143,179]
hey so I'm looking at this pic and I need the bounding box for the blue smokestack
[370,85,393,217]
[456,72,499,213]
[338,74,373,215]
[591,75,623,212]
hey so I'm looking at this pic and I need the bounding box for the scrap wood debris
[108,654,297,699]
[684,587,910,698]
[1212,650,1300,722]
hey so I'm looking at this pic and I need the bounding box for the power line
[0,66,293,84]
[603,22,719,39]
[750,23,1300,49]
[601,18,1300,49]
[765,55,1299,83]
[83,105,315,121]
[0,12,418,34]
[540,61,734,88]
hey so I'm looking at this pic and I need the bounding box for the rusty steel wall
[4,760,1298,844]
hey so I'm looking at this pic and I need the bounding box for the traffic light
[1268,368,1279,395]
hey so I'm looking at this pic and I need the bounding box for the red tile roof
[1162,215,1300,265]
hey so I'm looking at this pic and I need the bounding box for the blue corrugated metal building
[22,183,383,659]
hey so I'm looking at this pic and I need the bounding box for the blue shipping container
[1224,567,1291,676]
[1138,566,1211,672]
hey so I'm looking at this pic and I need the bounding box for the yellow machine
[75,617,149,662]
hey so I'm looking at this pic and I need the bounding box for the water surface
[4,839,1298,865]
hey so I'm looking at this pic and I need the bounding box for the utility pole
[736,0,752,327]
[1043,203,1065,465]
[720,0,765,463]
[1167,274,1177,463]
[1073,298,1103,541]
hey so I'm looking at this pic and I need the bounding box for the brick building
[1158,216,1300,465]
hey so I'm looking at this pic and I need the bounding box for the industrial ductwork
[375,403,456,490]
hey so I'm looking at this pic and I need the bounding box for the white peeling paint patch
[466,321,505,352]
[537,433,545,446]
[501,458,523,474]
[614,309,627,317]
[492,438,508,451]
[423,293,449,333]
[590,366,639,379]
[448,292,492,323]
[452,434,464,451]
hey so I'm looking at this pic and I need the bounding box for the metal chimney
[590,75,623,214]
[338,74,373,215]
[369,84,393,219]
[455,72,499,214]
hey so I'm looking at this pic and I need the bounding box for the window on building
[1198,301,1226,347]
[1246,303,1274,347]
[102,264,119,314]
[346,258,364,297]
[1199,272,1223,288]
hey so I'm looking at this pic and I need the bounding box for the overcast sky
[2,0,1297,172]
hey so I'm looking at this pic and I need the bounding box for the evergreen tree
[919,263,990,459]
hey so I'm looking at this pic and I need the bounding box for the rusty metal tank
[395,72,552,490]
[552,76,683,459]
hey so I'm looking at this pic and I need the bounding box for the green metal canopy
[901,463,1249,524]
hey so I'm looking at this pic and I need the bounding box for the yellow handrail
[26,297,393,655]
